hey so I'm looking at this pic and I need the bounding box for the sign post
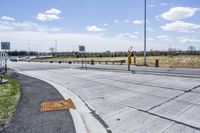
[79,45,86,69]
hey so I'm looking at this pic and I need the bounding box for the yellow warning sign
[128,51,132,65]
[41,98,76,112]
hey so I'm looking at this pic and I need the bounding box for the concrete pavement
[8,62,200,133]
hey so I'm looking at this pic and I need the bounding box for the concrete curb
[16,70,107,133]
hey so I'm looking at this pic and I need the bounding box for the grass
[134,55,200,68]
[34,55,200,68]
[0,76,20,127]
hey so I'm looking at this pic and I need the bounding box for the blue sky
[0,0,200,52]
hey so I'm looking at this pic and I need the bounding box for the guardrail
[31,60,126,65]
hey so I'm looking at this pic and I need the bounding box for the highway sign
[1,42,10,50]
[79,45,85,52]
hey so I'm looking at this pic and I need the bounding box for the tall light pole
[144,0,147,66]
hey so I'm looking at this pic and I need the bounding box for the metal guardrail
[32,60,126,65]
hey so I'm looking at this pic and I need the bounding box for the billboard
[1,42,10,50]
[79,45,85,52]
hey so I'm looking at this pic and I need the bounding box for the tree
[49,47,55,56]
[188,45,196,52]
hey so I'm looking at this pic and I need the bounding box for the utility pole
[144,0,147,66]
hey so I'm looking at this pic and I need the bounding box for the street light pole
[144,0,147,66]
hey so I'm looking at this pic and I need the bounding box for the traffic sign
[128,51,132,71]
[1,42,10,50]
[128,51,132,65]
[79,45,85,52]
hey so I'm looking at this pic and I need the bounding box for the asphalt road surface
[0,70,76,133]
[8,62,200,133]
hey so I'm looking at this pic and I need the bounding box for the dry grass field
[135,55,200,68]
[36,55,200,68]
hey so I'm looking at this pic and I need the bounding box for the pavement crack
[105,98,200,131]
[87,97,105,101]
[147,84,200,112]
[147,92,185,112]
[185,84,200,93]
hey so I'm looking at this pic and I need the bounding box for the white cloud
[117,33,138,39]
[86,25,104,32]
[160,7,199,21]
[114,19,119,23]
[0,31,144,52]
[155,15,162,21]
[0,21,62,32]
[134,32,139,34]
[45,8,61,14]
[160,3,168,6]
[147,38,154,41]
[1,16,15,21]
[124,19,130,23]
[37,13,60,21]
[178,30,194,33]
[133,20,143,24]
[156,35,172,41]
[178,37,200,43]
[147,27,154,32]
[129,35,138,39]
[161,21,200,32]
[148,4,155,7]
[36,8,61,21]
[104,23,108,26]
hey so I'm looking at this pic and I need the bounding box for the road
[9,62,200,133]
[16,61,200,77]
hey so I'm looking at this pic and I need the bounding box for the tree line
[7,49,200,57]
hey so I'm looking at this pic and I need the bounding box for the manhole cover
[41,98,76,112]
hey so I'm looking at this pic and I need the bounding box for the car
[11,58,18,62]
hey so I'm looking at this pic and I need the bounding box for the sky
[0,0,200,52]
